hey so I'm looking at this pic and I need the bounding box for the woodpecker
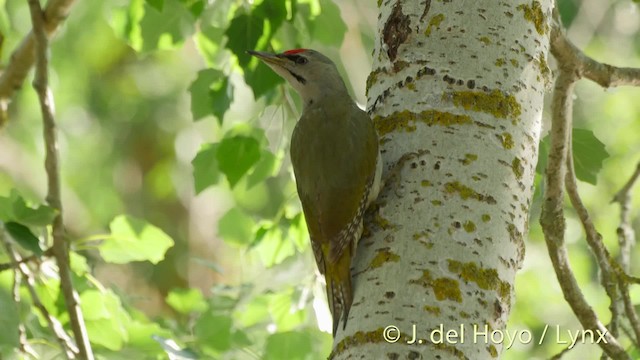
[248,49,382,335]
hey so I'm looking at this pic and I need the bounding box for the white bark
[332,0,552,359]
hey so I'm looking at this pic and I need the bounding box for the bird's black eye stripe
[285,54,308,65]
[287,70,306,84]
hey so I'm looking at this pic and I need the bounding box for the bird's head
[247,49,349,108]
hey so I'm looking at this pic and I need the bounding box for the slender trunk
[331,1,552,358]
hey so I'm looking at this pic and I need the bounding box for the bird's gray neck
[302,78,352,110]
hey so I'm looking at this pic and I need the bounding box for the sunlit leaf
[269,291,305,331]
[246,150,278,189]
[216,136,261,188]
[100,215,174,264]
[225,12,264,68]
[194,312,232,352]
[166,288,208,314]
[218,208,255,246]
[235,294,270,327]
[81,289,129,350]
[245,61,284,99]
[145,0,164,11]
[5,221,43,255]
[0,190,56,226]
[312,0,346,46]
[0,289,19,347]
[254,225,296,267]
[536,129,609,185]
[139,0,195,51]
[192,143,221,194]
[188,68,233,123]
[572,128,609,185]
[264,331,312,360]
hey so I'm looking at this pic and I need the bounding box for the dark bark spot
[383,2,411,62]
[420,0,431,21]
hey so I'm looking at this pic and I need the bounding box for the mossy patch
[517,1,548,35]
[499,132,514,149]
[425,13,445,36]
[444,181,497,204]
[463,221,476,233]
[369,248,400,269]
[444,89,521,122]
[410,270,462,302]
[374,110,472,136]
[478,36,491,45]
[447,260,511,303]
[512,157,524,179]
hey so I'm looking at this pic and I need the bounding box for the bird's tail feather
[326,264,353,336]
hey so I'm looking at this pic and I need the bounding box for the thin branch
[550,21,640,88]
[0,0,76,127]
[540,67,629,359]
[9,240,38,358]
[565,137,621,337]
[612,162,640,273]
[0,226,77,358]
[618,275,640,346]
[26,0,93,359]
[0,247,54,272]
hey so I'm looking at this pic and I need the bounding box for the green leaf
[254,225,296,267]
[100,215,174,264]
[245,62,284,99]
[145,0,164,11]
[269,291,305,331]
[225,12,264,68]
[70,252,90,275]
[0,190,56,226]
[188,69,233,123]
[127,325,171,353]
[192,143,221,194]
[216,136,261,188]
[536,129,609,185]
[166,288,208,314]
[194,25,225,67]
[0,289,19,347]
[139,0,195,51]
[264,331,312,360]
[194,312,232,352]
[235,294,270,327]
[5,222,43,255]
[254,0,287,33]
[313,0,347,46]
[572,128,609,185]
[81,289,129,350]
[218,208,255,246]
[181,0,205,18]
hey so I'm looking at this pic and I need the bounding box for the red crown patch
[283,49,308,55]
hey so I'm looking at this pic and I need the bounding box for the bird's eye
[296,57,308,65]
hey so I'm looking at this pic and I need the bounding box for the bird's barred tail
[326,258,353,336]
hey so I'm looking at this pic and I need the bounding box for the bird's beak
[246,50,286,67]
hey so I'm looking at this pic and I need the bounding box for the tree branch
[540,67,629,359]
[612,162,640,273]
[565,138,621,337]
[550,21,640,88]
[0,226,77,358]
[26,0,93,359]
[0,0,75,126]
[611,163,640,346]
[0,247,54,272]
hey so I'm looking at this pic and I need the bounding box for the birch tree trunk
[331,1,552,358]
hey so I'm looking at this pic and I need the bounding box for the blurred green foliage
[0,0,637,359]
